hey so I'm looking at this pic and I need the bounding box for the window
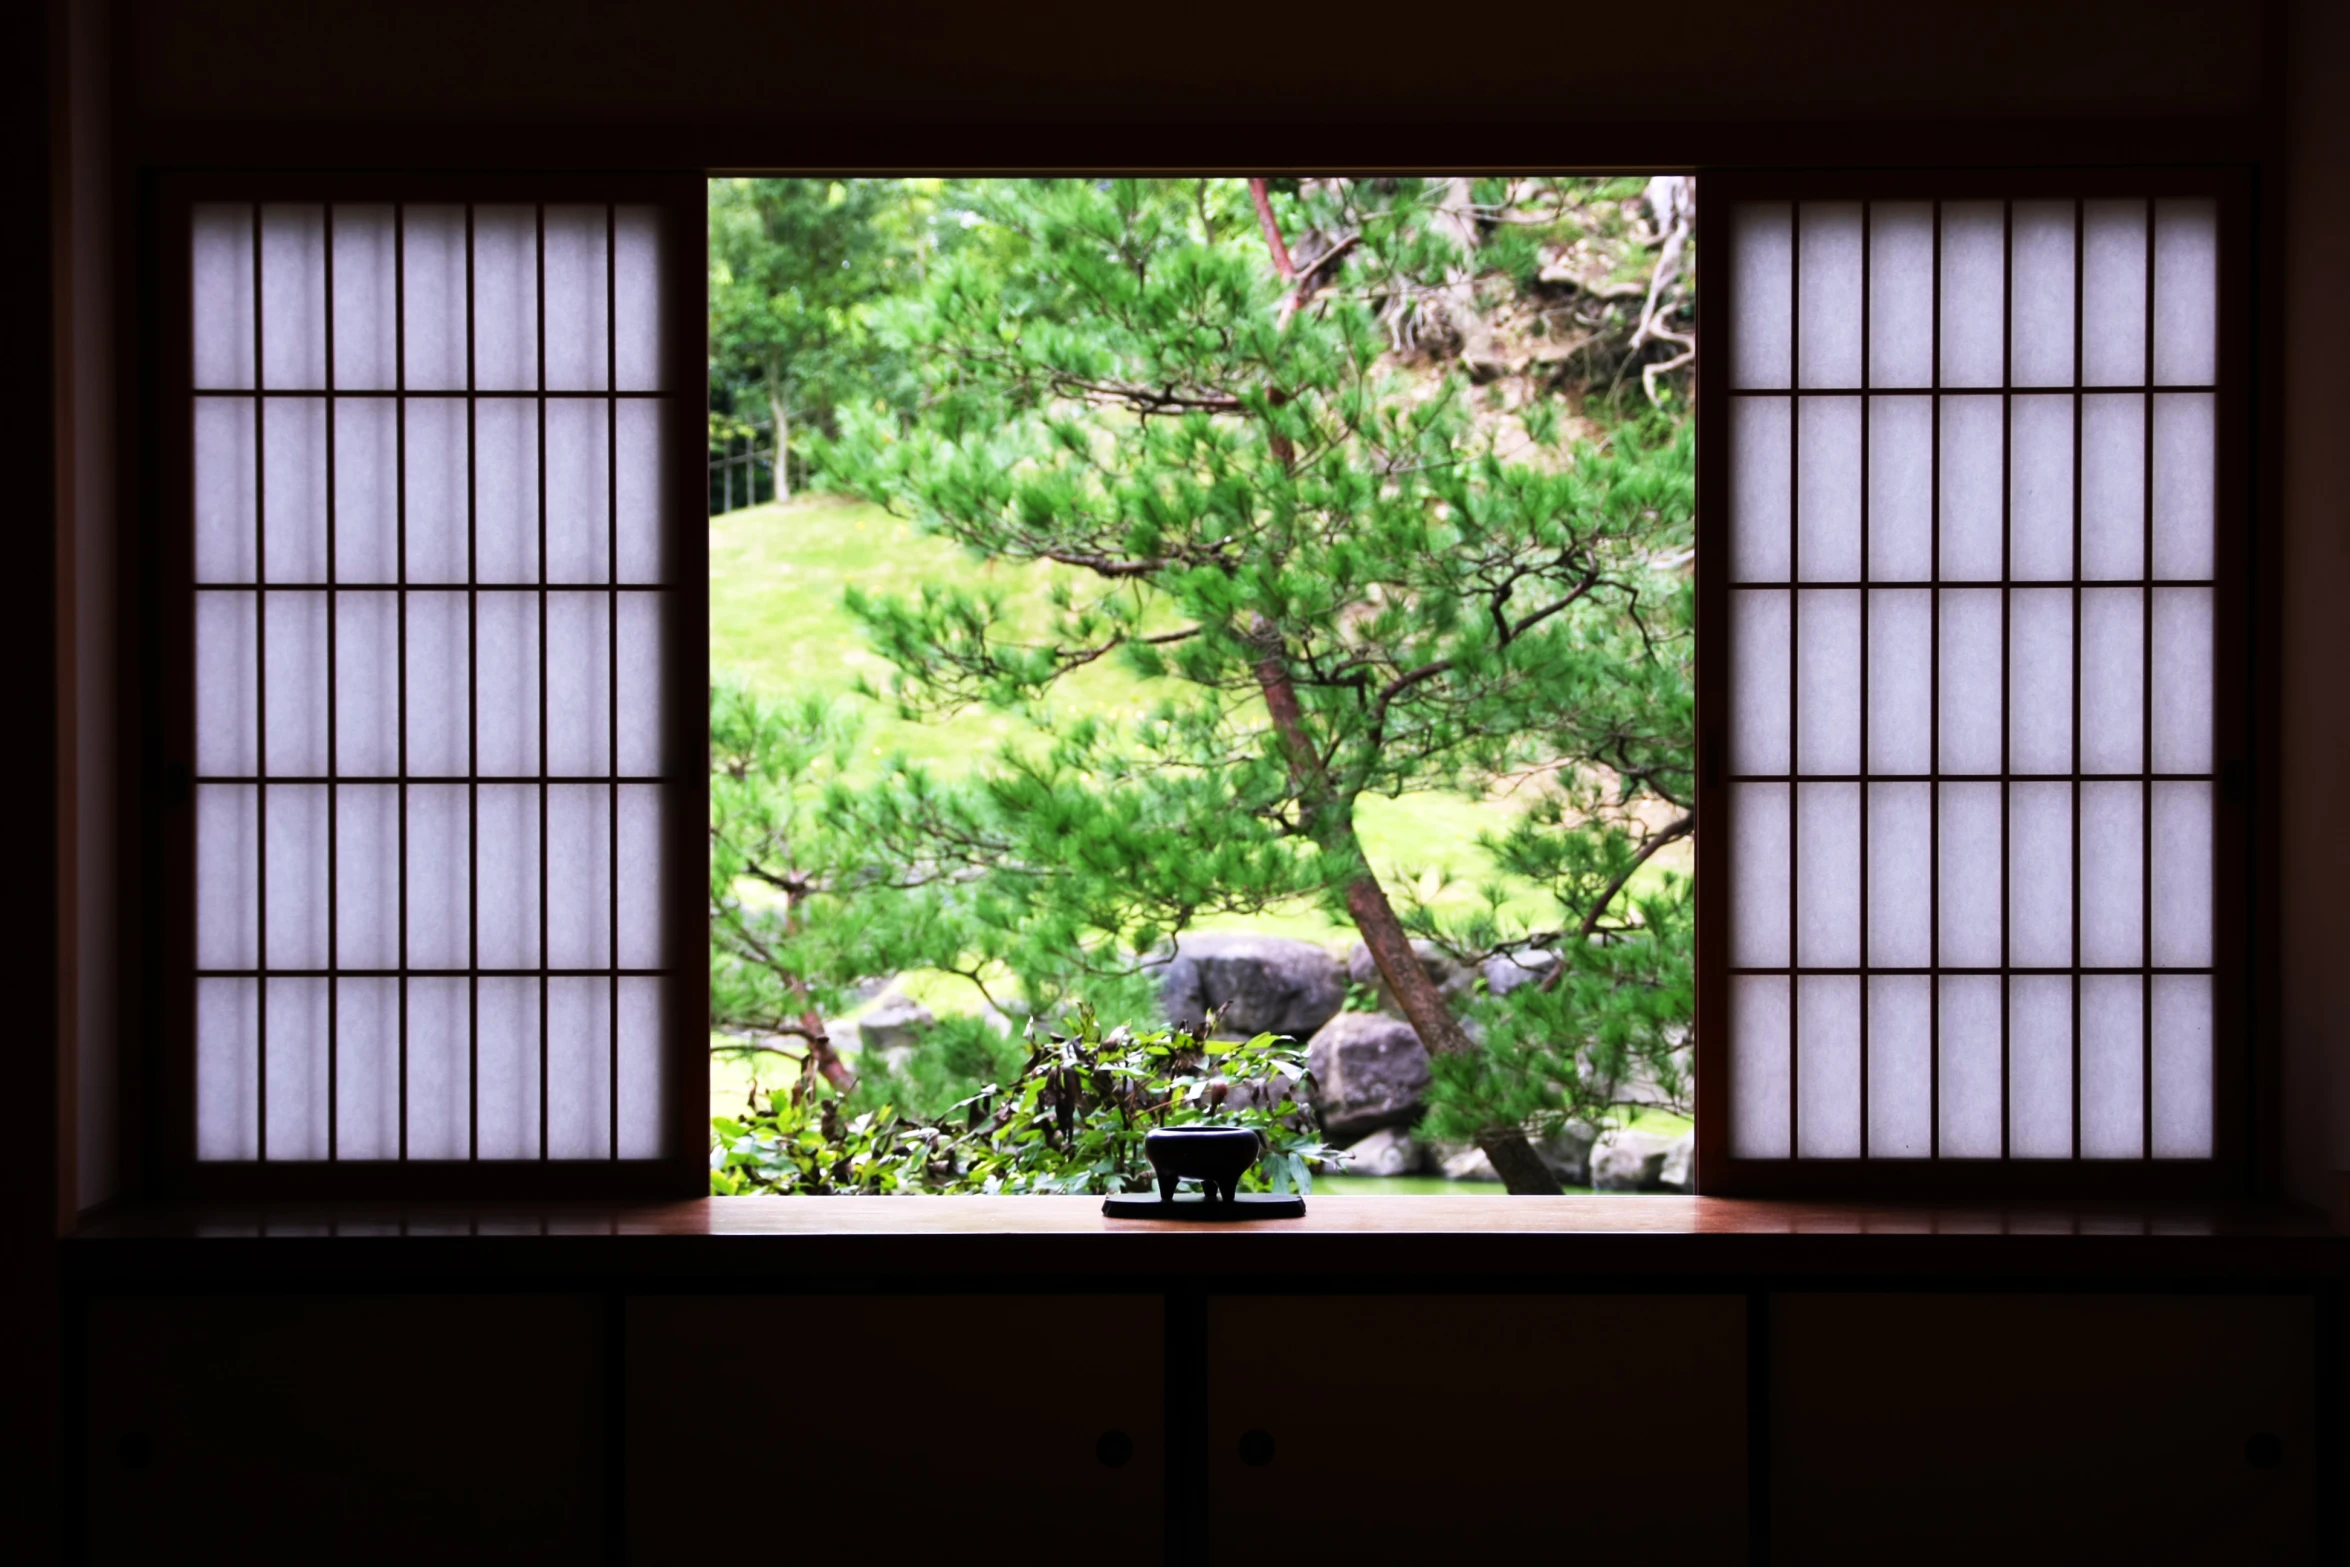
[162,179,708,1196]
[1696,174,2248,1195]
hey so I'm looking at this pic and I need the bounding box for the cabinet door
[1772,1292,2319,1565]
[1208,1293,1749,1563]
[83,1294,605,1565]
[627,1294,1165,1566]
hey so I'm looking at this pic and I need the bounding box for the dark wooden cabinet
[1205,1293,1750,1563]
[82,1294,606,1565]
[1770,1292,2320,1565]
[625,1293,1166,1565]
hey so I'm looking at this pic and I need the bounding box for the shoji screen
[1697,178,2246,1195]
[168,185,704,1194]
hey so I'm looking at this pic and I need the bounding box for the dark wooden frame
[133,171,710,1201]
[1694,168,2261,1199]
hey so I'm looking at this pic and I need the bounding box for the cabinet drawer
[1772,1292,2319,1565]
[1207,1293,1748,1563]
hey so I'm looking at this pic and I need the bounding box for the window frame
[1692,167,2262,1199]
[137,171,712,1201]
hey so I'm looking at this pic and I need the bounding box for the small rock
[854,987,935,1055]
[1440,1144,1501,1182]
[1347,939,1477,1015]
[1589,1128,1680,1192]
[1305,1012,1432,1141]
[1339,1126,1425,1177]
[1481,950,1560,998]
[1155,933,1347,1039]
[1537,1122,1599,1185]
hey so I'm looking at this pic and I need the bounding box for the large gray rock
[1439,1144,1501,1182]
[1306,1011,1432,1140]
[1588,1128,1682,1192]
[1156,933,1346,1039]
[1339,1125,1425,1178]
[1537,1121,1599,1185]
[1658,1132,1694,1193]
[1481,949,1560,998]
[1347,939,1476,1015]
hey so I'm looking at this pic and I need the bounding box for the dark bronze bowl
[1143,1125,1262,1206]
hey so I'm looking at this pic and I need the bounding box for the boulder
[1536,1121,1599,1185]
[1658,1132,1694,1193]
[1347,939,1476,1015]
[1156,933,1346,1039]
[1481,949,1560,998]
[1439,1144,1501,1182]
[1588,1128,1681,1192]
[852,987,935,1056]
[1305,1012,1432,1141]
[1339,1126,1426,1178]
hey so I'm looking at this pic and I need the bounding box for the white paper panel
[333,398,400,582]
[617,977,665,1157]
[1797,783,1860,967]
[615,207,665,393]
[263,397,329,583]
[617,593,664,776]
[1937,589,2003,774]
[544,206,612,392]
[1729,591,1790,775]
[1730,203,1792,390]
[330,205,398,391]
[476,593,542,776]
[475,398,541,583]
[1938,397,2004,580]
[1937,782,2003,968]
[1798,203,1863,389]
[545,398,613,583]
[546,592,613,775]
[546,977,613,1158]
[1797,397,1861,578]
[2079,781,2145,968]
[334,976,401,1159]
[197,592,258,776]
[1797,590,1859,773]
[335,785,400,969]
[1867,396,1932,581]
[265,785,330,969]
[2009,395,2074,581]
[1938,975,2003,1157]
[2080,974,2144,1158]
[1730,396,1791,582]
[1866,782,1932,967]
[2008,974,2073,1157]
[1868,202,1935,389]
[477,784,542,970]
[2153,199,2218,388]
[197,978,260,1160]
[193,204,257,389]
[1730,783,1790,968]
[2008,588,2073,774]
[260,205,327,392]
[1866,589,1932,774]
[546,784,613,969]
[2151,780,2213,968]
[2150,972,2213,1158]
[476,976,543,1159]
[196,397,258,582]
[2152,393,2216,580]
[618,785,665,969]
[196,785,259,969]
[1797,975,1861,1157]
[265,977,332,1159]
[264,591,331,776]
[1730,975,1791,1158]
[2082,200,2149,387]
[2080,394,2145,579]
[1866,975,1933,1156]
[1938,202,2006,389]
[401,206,468,393]
[2007,781,2073,967]
[616,399,666,582]
[2010,201,2077,389]
[405,976,469,1159]
[404,395,468,584]
[406,784,471,970]
[2079,588,2144,773]
[473,206,541,393]
[334,592,400,776]
[2151,587,2214,773]
[404,592,471,777]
